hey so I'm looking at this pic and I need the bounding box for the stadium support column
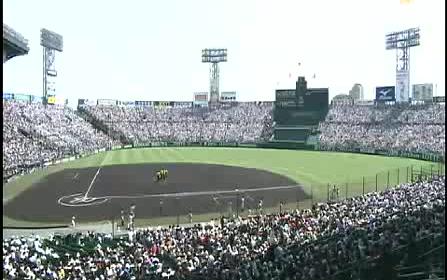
[310,184,314,205]
[112,216,115,238]
[375,174,378,192]
[387,171,390,187]
[176,197,180,226]
[235,189,239,218]
[362,176,365,195]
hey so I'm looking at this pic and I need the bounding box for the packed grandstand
[3,100,445,181]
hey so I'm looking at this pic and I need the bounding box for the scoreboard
[274,78,329,125]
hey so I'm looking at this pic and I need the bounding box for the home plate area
[3,163,309,223]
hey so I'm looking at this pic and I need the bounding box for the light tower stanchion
[40,28,63,105]
[386,28,420,103]
[202,49,227,105]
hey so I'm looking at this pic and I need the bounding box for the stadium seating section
[4,101,444,181]
[3,177,444,279]
[2,100,445,279]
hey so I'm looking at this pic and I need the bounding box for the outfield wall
[131,141,444,163]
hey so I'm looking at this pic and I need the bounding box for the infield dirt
[3,163,309,223]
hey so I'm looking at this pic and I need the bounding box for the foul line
[64,184,299,201]
[58,184,301,207]
[84,168,101,199]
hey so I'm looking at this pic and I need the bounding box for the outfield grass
[4,147,440,227]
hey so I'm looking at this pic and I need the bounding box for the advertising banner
[118,101,135,107]
[153,101,174,107]
[396,71,409,102]
[47,95,56,104]
[194,92,208,106]
[412,84,433,101]
[31,95,43,104]
[174,101,193,108]
[355,100,375,106]
[15,94,31,102]
[375,86,396,102]
[3,93,14,100]
[135,101,153,107]
[78,99,96,106]
[433,96,445,103]
[97,99,117,106]
[220,91,237,102]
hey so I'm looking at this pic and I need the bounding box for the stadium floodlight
[202,49,227,63]
[386,27,420,102]
[40,28,63,51]
[40,29,63,105]
[202,49,227,103]
[386,28,420,50]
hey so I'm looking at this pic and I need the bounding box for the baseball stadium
[3,1,445,279]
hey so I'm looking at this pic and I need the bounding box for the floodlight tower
[386,27,420,102]
[202,49,227,104]
[40,28,63,105]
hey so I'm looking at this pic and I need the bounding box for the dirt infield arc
[3,163,309,223]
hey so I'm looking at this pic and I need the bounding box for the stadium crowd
[3,100,116,180]
[319,103,445,156]
[3,176,444,279]
[81,102,273,144]
[3,100,445,182]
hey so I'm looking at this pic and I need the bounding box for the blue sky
[3,0,445,107]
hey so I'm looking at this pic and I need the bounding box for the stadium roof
[3,24,29,62]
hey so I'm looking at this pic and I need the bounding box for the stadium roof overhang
[3,24,29,63]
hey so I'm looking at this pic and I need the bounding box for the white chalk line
[92,184,300,199]
[58,193,109,207]
[57,184,301,207]
[83,168,101,199]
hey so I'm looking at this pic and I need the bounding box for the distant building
[349,84,364,101]
[331,94,354,106]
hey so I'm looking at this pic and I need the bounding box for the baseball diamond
[4,163,305,223]
[3,147,434,226]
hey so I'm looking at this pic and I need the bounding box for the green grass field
[3,147,441,227]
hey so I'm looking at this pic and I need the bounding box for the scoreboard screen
[275,90,296,101]
[274,107,327,125]
[274,88,328,125]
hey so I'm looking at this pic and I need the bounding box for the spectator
[2,177,444,279]
[319,103,445,156]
